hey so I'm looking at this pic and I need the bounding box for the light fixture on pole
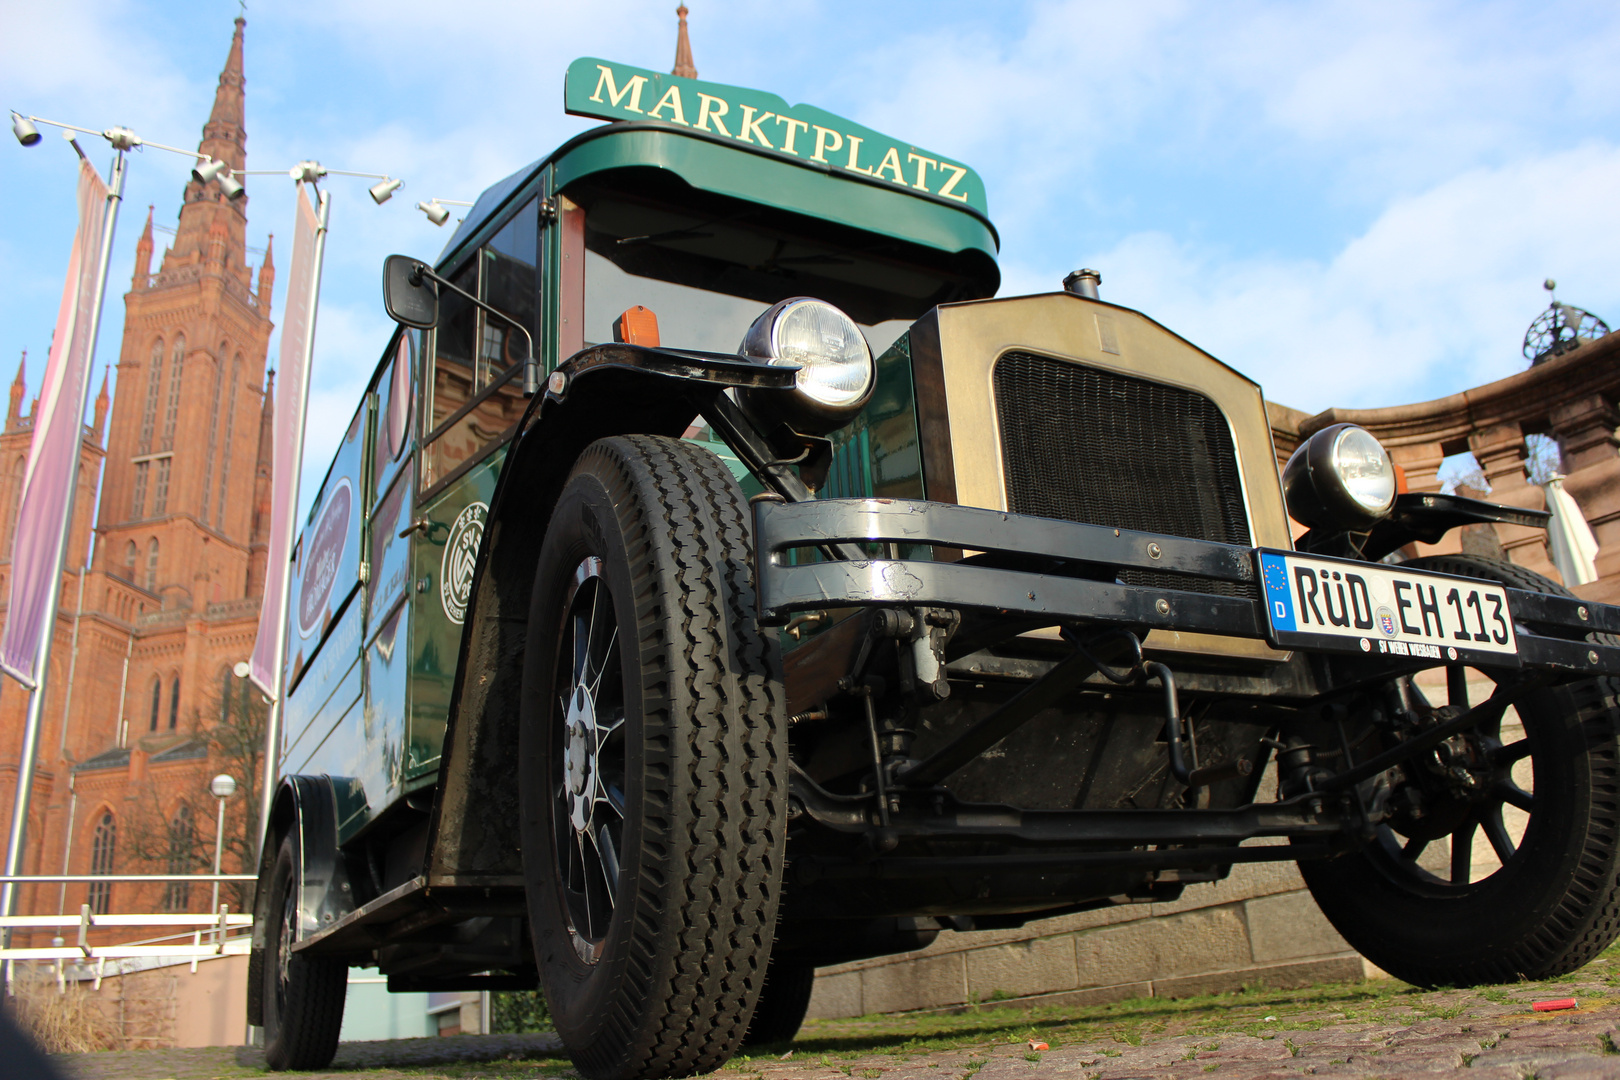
[290,160,328,184]
[368,177,403,204]
[192,156,246,202]
[417,198,472,226]
[209,773,236,924]
[10,112,40,147]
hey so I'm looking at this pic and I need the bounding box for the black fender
[245,775,358,1026]
[422,345,794,884]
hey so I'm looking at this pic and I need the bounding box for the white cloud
[1079,143,1620,410]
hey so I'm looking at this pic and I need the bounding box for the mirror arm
[409,260,541,396]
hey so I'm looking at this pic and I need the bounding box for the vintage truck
[247,56,1620,1078]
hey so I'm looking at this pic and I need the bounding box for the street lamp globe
[210,774,237,800]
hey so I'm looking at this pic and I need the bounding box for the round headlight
[740,298,875,433]
[1283,423,1398,530]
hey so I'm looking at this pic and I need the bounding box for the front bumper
[753,496,1620,678]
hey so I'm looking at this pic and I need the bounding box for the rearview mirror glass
[382,254,438,329]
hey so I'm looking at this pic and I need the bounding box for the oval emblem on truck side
[298,477,353,639]
[440,501,488,625]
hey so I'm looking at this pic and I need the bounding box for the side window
[421,197,540,492]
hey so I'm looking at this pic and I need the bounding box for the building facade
[0,16,275,928]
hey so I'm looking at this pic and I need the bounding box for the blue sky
[2,0,1618,509]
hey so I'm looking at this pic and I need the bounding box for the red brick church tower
[0,16,276,923]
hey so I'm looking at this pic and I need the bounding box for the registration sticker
[1257,550,1519,665]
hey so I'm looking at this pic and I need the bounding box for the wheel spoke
[1446,665,1469,709]
[589,626,618,697]
[1450,817,1477,884]
[1493,738,1532,766]
[1401,836,1429,862]
[596,825,620,904]
[1482,807,1517,863]
[598,783,627,819]
[1495,780,1534,812]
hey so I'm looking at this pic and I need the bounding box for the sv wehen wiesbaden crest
[440,502,487,625]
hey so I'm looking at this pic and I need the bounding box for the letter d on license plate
[1256,550,1519,665]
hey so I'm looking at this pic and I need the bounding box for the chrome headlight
[1283,423,1398,530]
[740,297,874,433]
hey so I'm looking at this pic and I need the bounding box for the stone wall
[807,855,1377,1019]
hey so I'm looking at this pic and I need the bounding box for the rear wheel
[520,435,786,1080]
[742,958,816,1046]
[1301,554,1620,986]
[262,835,346,1070]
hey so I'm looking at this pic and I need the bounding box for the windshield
[585,249,909,357]
[576,180,974,357]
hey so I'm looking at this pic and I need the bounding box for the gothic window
[169,675,181,730]
[149,674,161,732]
[131,461,148,519]
[139,338,165,454]
[151,459,171,516]
[145,538,159,591]
[161,337,185,451]
[215,354,242,529]
[201,345,226,523]
[4,455,23,558]
[163,804,193,911]
[219,666,233,725]
[122,540,136,580]
[88,812,116,914]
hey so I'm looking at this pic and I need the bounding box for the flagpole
[1,148,126,928]
[255,187,329,861]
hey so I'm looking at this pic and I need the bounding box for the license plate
[1257,550,1519,664]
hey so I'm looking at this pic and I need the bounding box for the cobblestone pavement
[49,969,1620,1079]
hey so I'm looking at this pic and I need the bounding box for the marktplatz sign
[565,57,988,217]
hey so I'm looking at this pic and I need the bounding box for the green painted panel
[553,128,996,263]
[282,600,363,767]
[407,449,505,780]
[564,57,990,218]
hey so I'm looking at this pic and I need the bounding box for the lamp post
[210,773,236,920]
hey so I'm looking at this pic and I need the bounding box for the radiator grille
[992,351,1253,598]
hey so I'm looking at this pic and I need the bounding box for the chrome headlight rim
[739,296,875,433]
[1283,423,1398,531]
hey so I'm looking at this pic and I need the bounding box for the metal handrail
[0,873,255,883]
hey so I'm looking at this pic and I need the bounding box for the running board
[292,875,527,958]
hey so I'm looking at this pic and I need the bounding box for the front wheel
[262,835,346,1070]
[1301,554,1620,986]
[520,435,787,1080]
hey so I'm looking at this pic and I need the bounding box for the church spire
[92,366,110,441]
[257,233,276,308]
[7,351,24,431]
[673,4,697,79]
[170,17,249,264]
[132,206,154,290]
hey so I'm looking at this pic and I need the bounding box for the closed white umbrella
[1543,476,1600,587]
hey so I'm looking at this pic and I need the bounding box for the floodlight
[418,199,451,226]
[217,171,245,200]
[11,112,40,147]
[290,160,327,184]
[193,157,227,183]
[232,661,250,678]
[369,177,403,204]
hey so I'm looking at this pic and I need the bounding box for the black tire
[262,835,346,1070]
[519,435,787,1080]
[742,958,816,1046]
[1301,554,1620,986]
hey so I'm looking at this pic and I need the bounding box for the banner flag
[248,182,320,699]
[0,159,109,686]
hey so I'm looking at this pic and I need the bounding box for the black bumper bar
[753,497,1620,676]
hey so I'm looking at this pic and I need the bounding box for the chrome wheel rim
[551,556,626,964]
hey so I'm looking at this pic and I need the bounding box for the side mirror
[382,254,439,329]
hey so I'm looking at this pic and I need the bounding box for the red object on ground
[1028,1041,1049,1051]
[1532,998,1577,1012]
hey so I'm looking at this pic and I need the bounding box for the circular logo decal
[298,477,353,639]
[1375,606,1397,637]
[440,501,488,625]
